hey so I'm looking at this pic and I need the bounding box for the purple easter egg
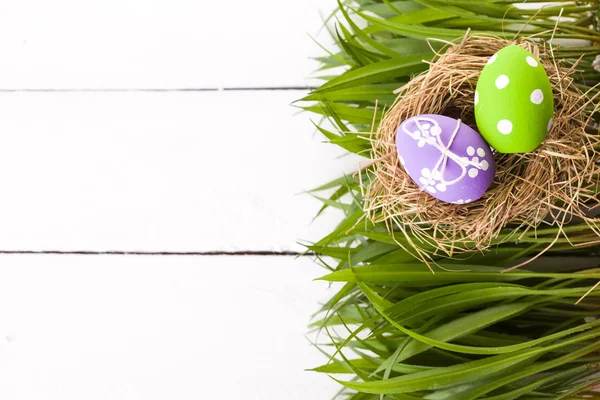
[396,114,496,204]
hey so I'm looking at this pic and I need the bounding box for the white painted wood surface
[0,0,336,89]
[0,1,349,398]
[0,255,338,399]
[0,90,360,252]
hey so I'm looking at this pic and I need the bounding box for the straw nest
[365,33,600,259]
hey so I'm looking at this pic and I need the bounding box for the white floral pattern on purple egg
[396,114,496,204]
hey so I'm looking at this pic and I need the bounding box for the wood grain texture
[0,90,363,251]
[0,0,336,89]
[0,254,339,399]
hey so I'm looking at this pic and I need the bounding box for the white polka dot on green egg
[495,74,509,89]
[475,45,554,153]
[530,89,544,104]
[526,56,538,67]
[497,120,512,135]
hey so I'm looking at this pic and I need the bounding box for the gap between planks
[0,87,317,93]
[0,250,313,256]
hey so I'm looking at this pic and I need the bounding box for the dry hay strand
[365,34,600,259]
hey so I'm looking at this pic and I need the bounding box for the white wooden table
[0,1,359,398]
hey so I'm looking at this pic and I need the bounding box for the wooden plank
[0,254,339,399]
[0,0,336,89]
[0,90,362,251]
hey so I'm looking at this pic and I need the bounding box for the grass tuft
[301,1,600,398]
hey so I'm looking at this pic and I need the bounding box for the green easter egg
[474,45,553,153]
